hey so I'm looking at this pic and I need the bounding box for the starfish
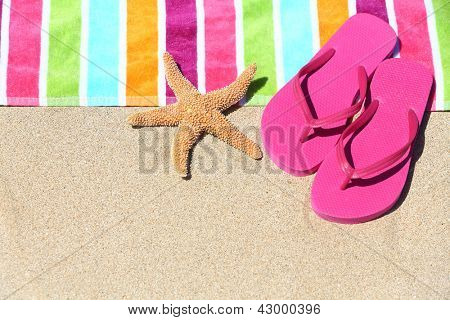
[127,52,263,177]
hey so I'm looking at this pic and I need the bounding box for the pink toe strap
[337,101,419,190]
[293,48,368,142]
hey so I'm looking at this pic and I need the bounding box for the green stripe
[242,0,277,102]
[246,95,272,106]
[433,0,450,110]
[47,0,82,106]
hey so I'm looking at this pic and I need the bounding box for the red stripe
[394,0,433,69]
[204,0,237,92]
[393,0,435,110]
[165,0,197,103]
[7,0,43,106]
[356,0,388,22]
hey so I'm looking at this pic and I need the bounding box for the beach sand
[0,108,448,299]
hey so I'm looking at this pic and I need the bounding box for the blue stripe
[87,0,120,106]
[280,0,314,82]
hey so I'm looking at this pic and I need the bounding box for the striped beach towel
[0,0,448,110]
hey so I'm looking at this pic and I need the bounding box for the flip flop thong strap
[293,48,368,143]
[336,101,419,190]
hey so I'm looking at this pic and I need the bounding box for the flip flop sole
[311,59,433,223]
[261,13,396,176]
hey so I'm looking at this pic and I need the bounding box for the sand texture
[0,108,448,299]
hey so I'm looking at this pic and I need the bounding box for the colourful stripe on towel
[127,0,159,106]
[317,0,349,46]
[393,0,434,109]
[432,0,450,110]
[47,0,81,106]
[204,0,237,92]
[356,0,388,22]
[87,0,120,106]
[393,1,434,73]
[165,0,198,103]
[7,0,42,106]
[0,1,3,51]
[280,0,314,82]
[242,0,277,103]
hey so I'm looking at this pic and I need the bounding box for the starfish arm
[173,122,202,177]
[206,113,262,159]
[205,64,257,111]
[127,105,180,127]
[163,52,199,99]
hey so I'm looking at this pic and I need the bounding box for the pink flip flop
[261,14,396,176]
[311,59,433,223]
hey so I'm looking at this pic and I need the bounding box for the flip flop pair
[261,14,433,223]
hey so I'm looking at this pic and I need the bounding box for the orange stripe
[317,0,349,47]
[127,0,158,106]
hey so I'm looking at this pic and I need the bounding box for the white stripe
[309,0,320,54]
[196,0,206,94]
[118,0,127,106]
[157,0,166,106]
[0,0,11,105]
[39,0,50,106]
[272,0,284,89]
[348,0,356,17]
[79,0,89,106]
[234,0,245,74]
[385,0,400,58]
[425,0,444,111]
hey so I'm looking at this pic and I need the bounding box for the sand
[0,107,448,299]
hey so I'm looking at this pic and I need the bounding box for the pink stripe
[204,0,237,92]
[7,0,43,106]
[393,0,435,110]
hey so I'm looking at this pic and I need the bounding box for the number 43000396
[257,303,320,315]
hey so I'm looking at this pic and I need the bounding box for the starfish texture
[128,52,263,177]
